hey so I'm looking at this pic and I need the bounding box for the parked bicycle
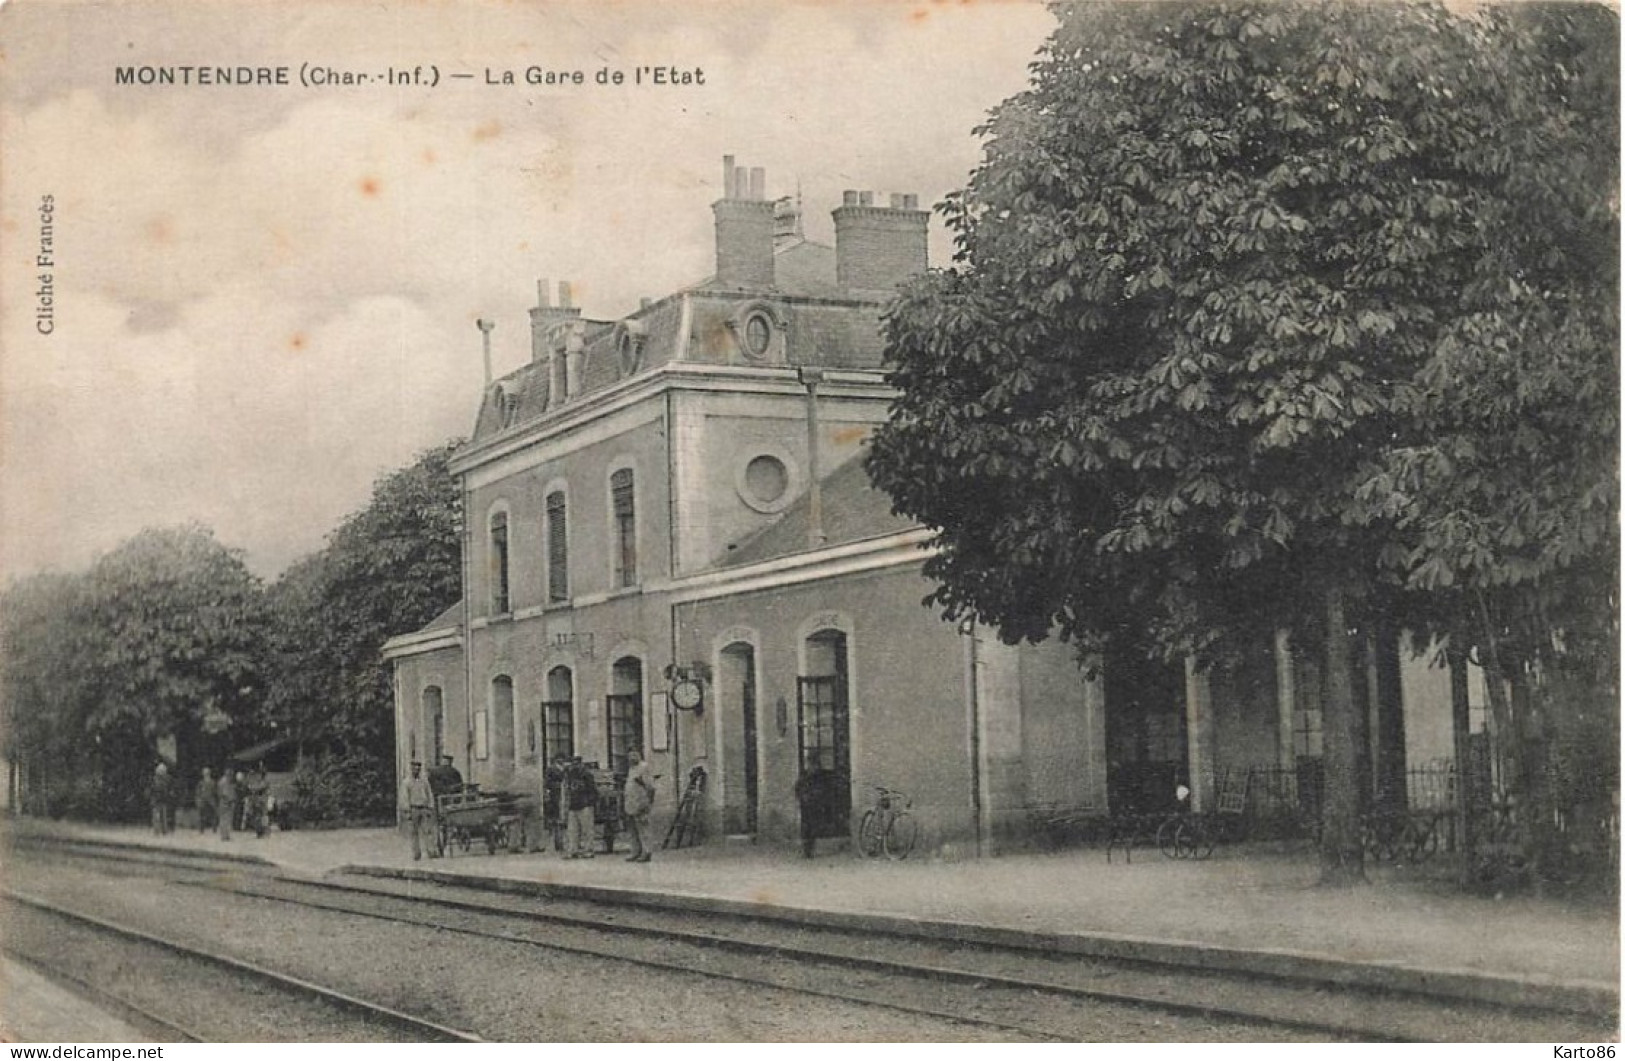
[1155,785,1215,861]
[1361,809,1441,865]
[857,786,919,860]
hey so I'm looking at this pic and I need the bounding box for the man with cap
[428,754,463,798]
[403,760,436,860]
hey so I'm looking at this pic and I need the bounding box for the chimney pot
[833,186,929,292]
[722,154,736,199]
[904,193,919,210]
[749,167,766,201]
[733,167,748,200]
[537,279,551,308]
[843,190,859,206]
[640,297,653,310]
[558,281,573,308]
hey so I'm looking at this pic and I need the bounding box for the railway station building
[384,158,1485,855]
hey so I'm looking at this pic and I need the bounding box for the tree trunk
[1372,621,1407,816]
[1319,586,1367,886]
[1510,669,1554,893]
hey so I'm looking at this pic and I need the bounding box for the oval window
[743,313,773,360]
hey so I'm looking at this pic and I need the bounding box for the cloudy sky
[1,0,1054,581]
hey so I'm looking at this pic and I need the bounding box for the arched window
[489,509,511,614]
[546,489,569,603]
[543,666,575,764]
[606,656,644,775]
[423,686,445,763]
[610,468,637,588]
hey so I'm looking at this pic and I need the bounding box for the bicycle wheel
[1156,817,1181,859]
[857,809,884,858]
[1178,820,1215,860]
[884,811,919,860]
[1405,818,1439,863]
[1363,816,1401,863]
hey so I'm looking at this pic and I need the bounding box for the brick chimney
[833,190,928,293]
[528,279,581,407]
[712,155,775,289]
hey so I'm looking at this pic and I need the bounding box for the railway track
[12,837,1616,1043]
[2,889,485,1043]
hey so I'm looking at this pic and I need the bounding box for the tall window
[606,656,644,776]
[489,510,511,614]
[542,666,575,764]
[546,490,569,603]
[423,686,444,763]
[611,468,637,588]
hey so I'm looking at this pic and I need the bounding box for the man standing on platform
[622,750,655,863]
[403,761,436,861]
[564,757,597,859]
[428,754,463,800]
[150,762,174,835]
[216,767,237,841]
[195,767,217,834]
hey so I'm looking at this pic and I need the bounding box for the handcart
[436,787,522,856]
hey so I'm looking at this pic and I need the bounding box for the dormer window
[726,301,786,364]
[743,313,772,359]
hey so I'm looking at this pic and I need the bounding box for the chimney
[712,154,775,289]
[528,278,582,408]
[476,318,495,387]
[832,189,929,293]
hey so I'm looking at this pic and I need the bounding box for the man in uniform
[403,761,436,861]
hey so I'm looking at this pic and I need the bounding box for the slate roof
[718,450,919,569]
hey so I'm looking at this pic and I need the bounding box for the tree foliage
[264,439,463,817]
[867,1,1617,884]
[2,526,269,818]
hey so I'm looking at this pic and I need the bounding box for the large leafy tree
[3,528,267,819]
[867,2,1616,884]
[264,439,463,815]
[1,572,102,816]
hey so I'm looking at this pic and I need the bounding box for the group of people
[404,749,656,864]
[151,761,268,841]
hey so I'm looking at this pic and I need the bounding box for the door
[719,642,759,835]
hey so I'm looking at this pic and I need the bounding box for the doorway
[719,642,759,835]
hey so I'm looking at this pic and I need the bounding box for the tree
[264,439,463,819]
[81,525,269,812]
[866,2,1616,884]
[1,572,101,816]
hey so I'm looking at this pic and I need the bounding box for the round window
[742,313,773,360]
[744,455,789,506]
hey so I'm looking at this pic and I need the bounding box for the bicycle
[1361,810,1439,864]
[1153,784,1214,861]
[1155,810,1215,860]
[858,786,919,860]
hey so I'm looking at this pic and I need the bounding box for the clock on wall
[671,678,705,712]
